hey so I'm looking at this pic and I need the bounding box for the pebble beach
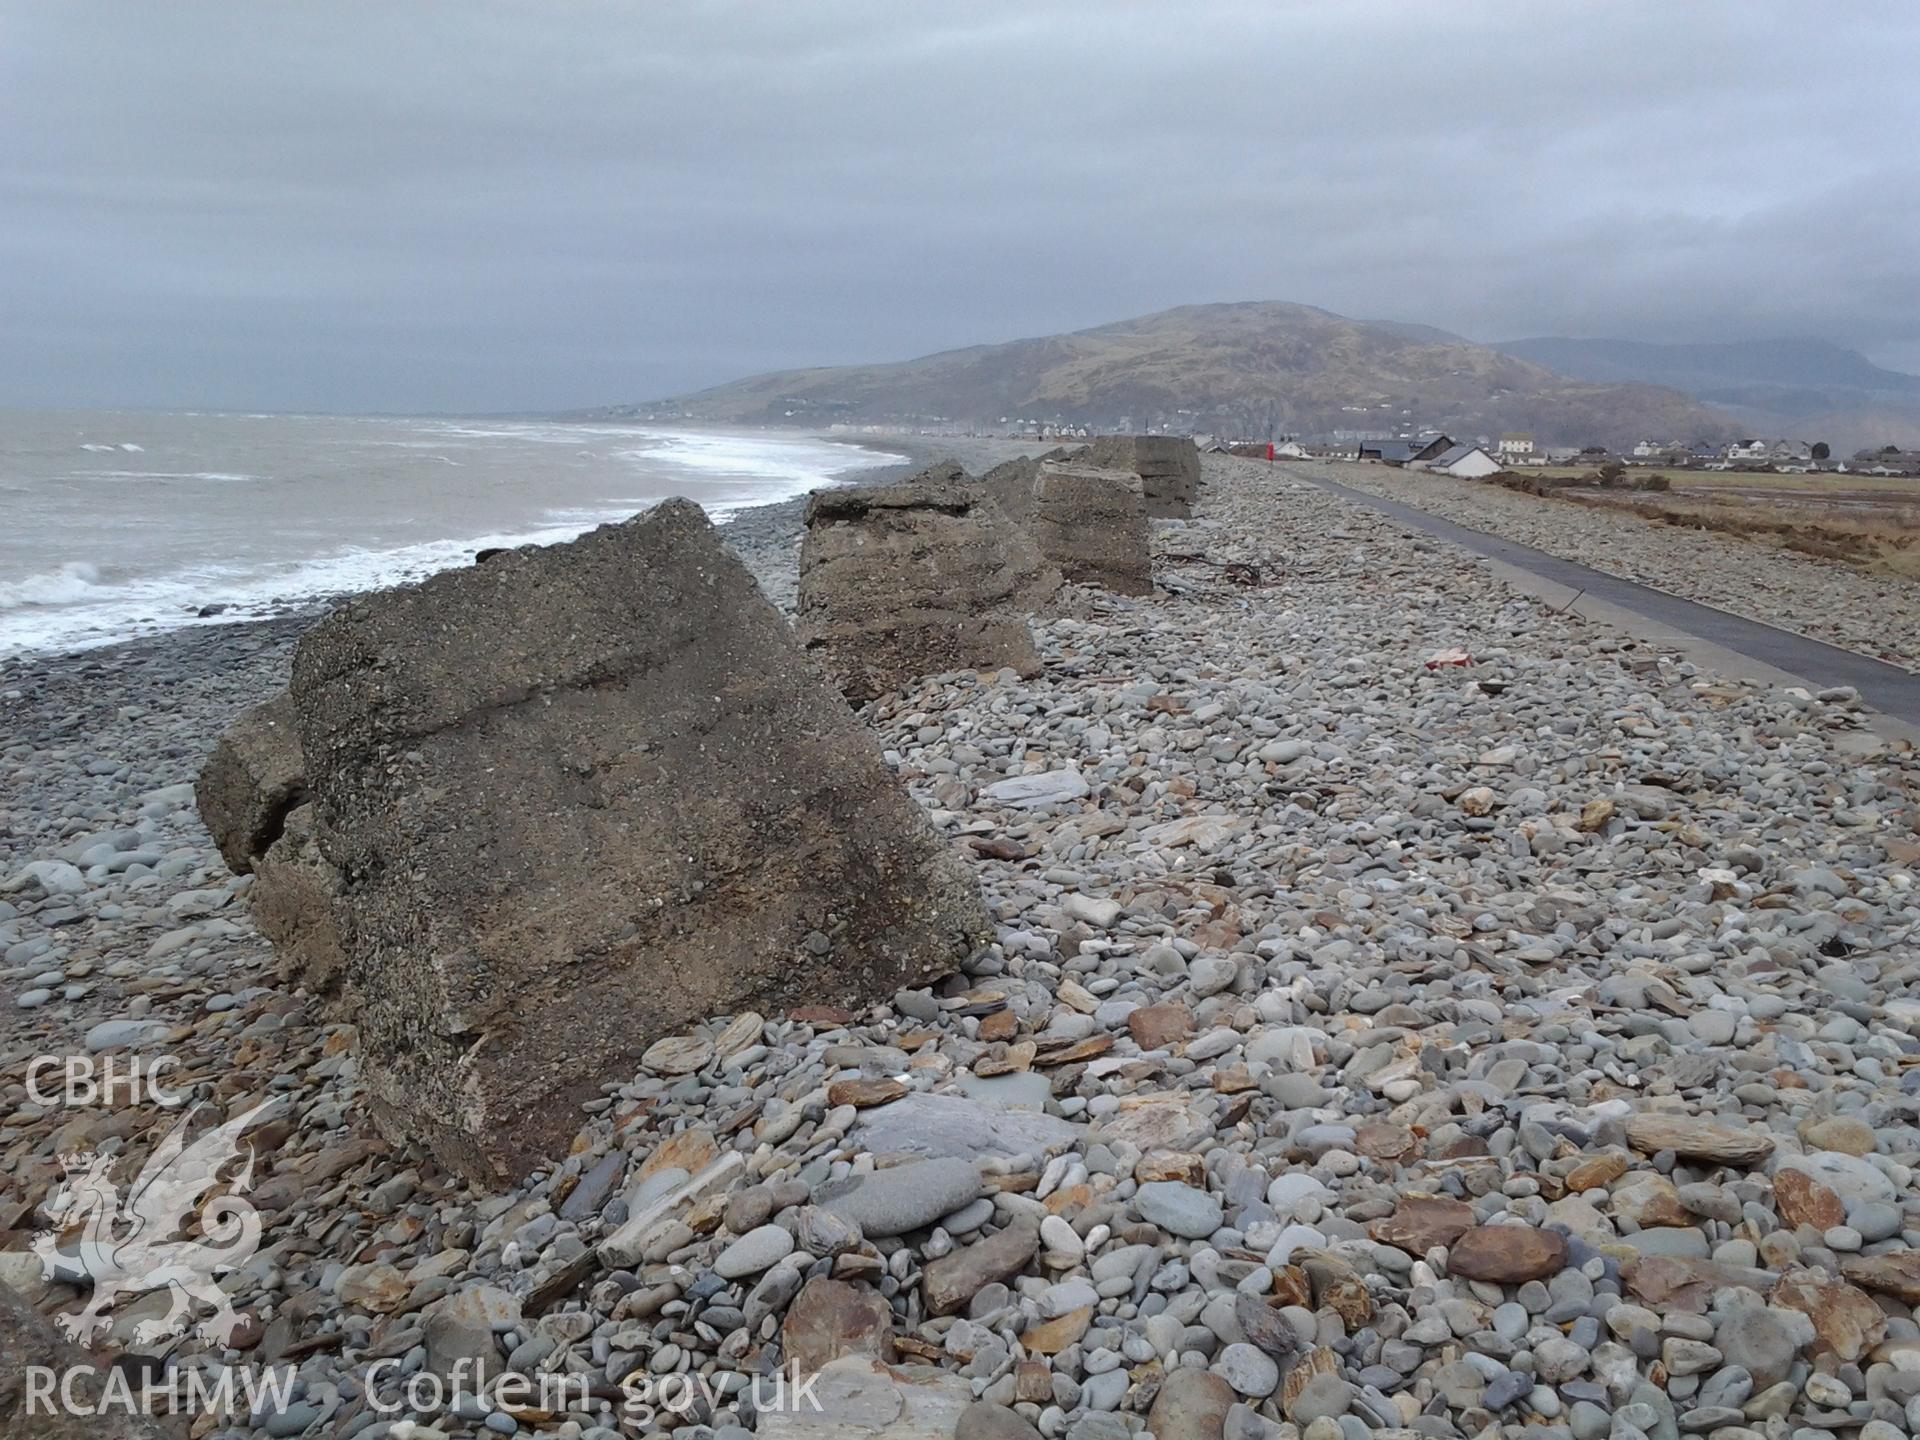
[1320,464,1920,674]
[6,451,1920,1440]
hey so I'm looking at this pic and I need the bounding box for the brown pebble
[826,1077,907,1108]
[1447,1225,1568,1283]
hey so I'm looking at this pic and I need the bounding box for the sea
[0,411,905,661]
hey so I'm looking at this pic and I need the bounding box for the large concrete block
[1087,435,1201,519]
[798,477,1054,704]
[195,691,305,873]
[1030,464,1153,595]
[290,498,992,1181]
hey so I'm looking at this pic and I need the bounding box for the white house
[1416,443,1502,479]
[1497,433,1535,462]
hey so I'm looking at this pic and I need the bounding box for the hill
[1496,336,1920,449]
[606,302,1731,446]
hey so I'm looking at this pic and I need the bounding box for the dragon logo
[29,1100,277,1347]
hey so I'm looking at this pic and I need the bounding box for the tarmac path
[1293,466,1920,734]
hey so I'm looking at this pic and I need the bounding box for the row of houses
[1854,448,1920,476]
[1269,433,1502,478]
[1497,438,1920,476]
[1494,433,1670,466]
[1617,437,1824,469]
[1281,431,1588,474]
[1489,434,1841,471]
[1249,429,1920,479]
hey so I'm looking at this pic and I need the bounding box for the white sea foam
[0,516,628,658]
[2,421,906,661]
[635,430,901,490]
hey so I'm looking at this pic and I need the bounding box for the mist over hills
[1496,336,1920,449]
[609,302,1731,447]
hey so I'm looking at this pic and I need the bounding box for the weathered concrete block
[1030,464,1153,595]
[291,498,992,1181]
[966,457,1071,616]
[798,477,1053,704]
[195,691,304,873]
[250,803,347,998]
[973,456,1041,526]
[1087,434,1200,518]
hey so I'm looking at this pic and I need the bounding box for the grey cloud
[1,0,1915,411]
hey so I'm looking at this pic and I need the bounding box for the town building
[1413,443,1502,478]
[1359,434,1454,465]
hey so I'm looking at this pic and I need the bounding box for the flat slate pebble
[818,1156,985,1236]
[713,1222,795,1278]
[1135,1180,1223,1239]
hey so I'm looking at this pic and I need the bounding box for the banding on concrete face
[965,457,1072,614]
[973,455,1042,526]
[200,696,350,1002]
[289,497,993,1182]
[196,690,305,874]
[1029,463,1154,595]
[797,476,1052,704]
[249,801,348,999]
[1087,434,1201,519]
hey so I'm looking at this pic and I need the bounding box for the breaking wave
[0,561,114,610]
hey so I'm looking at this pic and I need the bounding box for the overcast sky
[3,2,1916,413]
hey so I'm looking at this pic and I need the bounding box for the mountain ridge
[604,301,1732,447]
